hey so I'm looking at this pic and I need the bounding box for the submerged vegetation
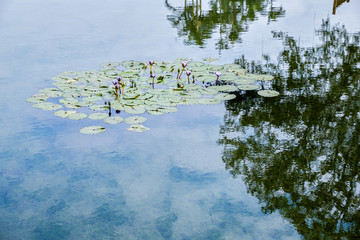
[27,59,278,134]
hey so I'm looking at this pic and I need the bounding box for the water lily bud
[151,73,156,78]
[112,80,117,85]
[117,76,122,82]
[215,72,222,77]
[149,60,154,65]
[186,71,191,76]
[181,62,187,68]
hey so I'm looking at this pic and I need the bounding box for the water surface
[0,0,359,239]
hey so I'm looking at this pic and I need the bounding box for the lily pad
[124,106,146,114]
[33,102,63,111]
[89,104,109,111]
[257,90,280,97]
[256,74,274,81]
[213,93,237,100]
[67,112,88,120]
[54,110,76,118]
[124,116,147,124]
[80,126,106,135]
[127,124,150,132]
[26,95,48,103]
[104,116,124,124]
[88,112,109,120]
[238,85,260,91]
[198,98,222,105]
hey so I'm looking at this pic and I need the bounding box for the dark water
[0,0,359,239]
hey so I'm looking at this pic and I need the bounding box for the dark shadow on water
[218,18,360,239]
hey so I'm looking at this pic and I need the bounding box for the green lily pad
[208,85,238,92]
[54,110,76,118]
[202,57,219,62]
[104,116,124,124]
[67,112,88,120]
[33,102,63,111]
[207,65,224,71]
[124,106,146,114]
[127,124,150,132]
[198,98,222,105]
[88,112,109,120]
[233,79,256,85]
[26,95,48,103]
[256,74,274,81]
[100,62,120,68]
[124,116,147,124]
[238,85,260,91]
[257,90,280,97]
[213,93,237,100]
[89,104,109,111]
[80,126,106,135]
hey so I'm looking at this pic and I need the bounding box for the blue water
[0,0,359,239]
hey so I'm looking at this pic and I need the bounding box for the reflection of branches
[218,19,360,239]
[333,0,350,15]
[165,0,285,50]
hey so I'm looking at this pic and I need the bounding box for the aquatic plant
[148,60,154,72]
[27,59,278,134]
[186,71,192,84]
[215,72,221,84]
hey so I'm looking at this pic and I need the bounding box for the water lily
[112,80,117,85]
[117,76,122,83]
[215,72,222,84]
[149,60,154,72]
[186,71,192,84]
[179,62,187,79]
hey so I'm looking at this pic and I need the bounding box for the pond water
[0,0,359,239]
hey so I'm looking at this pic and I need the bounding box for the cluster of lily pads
[26,58,279,134]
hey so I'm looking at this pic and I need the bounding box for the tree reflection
[218,19,360,239]
[165,0,285,50]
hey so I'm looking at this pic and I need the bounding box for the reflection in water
[165,0,285,50]
[333,0,350,15]
[218,19,360,239]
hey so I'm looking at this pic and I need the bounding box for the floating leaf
[100,62,120,69]
[104,116,124,124]
[256,74,274,81]
[202,57,219,62]
[67,112,88,120]
[198,98,222,105]
[124,116,147,124]
[233,79,256,85]
[238,85,260,91]
[213,93,237,100]
[54,110,76,118]
[80,126,106,134]
[178,99,198,105]
[124,106,146,114]
[257,90,280,97]
[88,112,109,120]
[127,124,149,132]
[26,94,48,103]
[33,102,63,111]
[89,104,109,111]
